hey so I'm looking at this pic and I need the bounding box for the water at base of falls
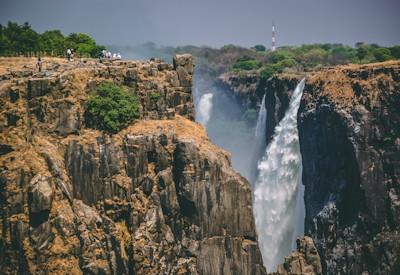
[254,78,306,271]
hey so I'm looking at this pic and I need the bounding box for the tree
[0,24,9,55]
[389,46,400,59]
[38,30,64,55]
[373,48,391,62]
[3,22,39,53]
[0,22,104,57]
[254,44,266,52]
[355,42,365,48]
[66,33,104,57]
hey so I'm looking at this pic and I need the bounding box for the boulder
[28,175,53,214]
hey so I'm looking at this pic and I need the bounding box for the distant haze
[1,0,399,47]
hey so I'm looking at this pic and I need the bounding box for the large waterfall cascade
[254,78,306,271]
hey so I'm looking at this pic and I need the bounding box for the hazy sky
[1,0,399,47]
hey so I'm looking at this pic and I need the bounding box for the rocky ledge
[0,56,266,274]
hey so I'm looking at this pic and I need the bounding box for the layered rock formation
[298,61,400,274]
[0,56,266,274]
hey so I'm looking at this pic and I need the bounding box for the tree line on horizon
[0,22,105,57]
[229,42,400,80]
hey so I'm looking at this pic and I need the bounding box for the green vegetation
[0,21,104,57]
[85,82,140,133]
[253,44,266,52]
[149,91,161,102]
[245,43,400,80]
[233,56,261,70]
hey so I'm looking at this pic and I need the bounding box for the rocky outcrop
[217,71,262,109]
[298,61,400,274]
[0,56,266,274]
[274,236,322,275]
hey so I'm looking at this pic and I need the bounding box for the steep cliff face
[298,61,400,274]
[0,56,266,274]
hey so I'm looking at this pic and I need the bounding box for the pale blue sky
[1,0,399,47]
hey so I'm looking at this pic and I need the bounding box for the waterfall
[196,93,214,126]
[254,78,306,271]
[250,94,267,183]
[255,94,267,138]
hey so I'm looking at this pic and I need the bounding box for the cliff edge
[0,56,266,274]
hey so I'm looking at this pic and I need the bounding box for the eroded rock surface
[0,56,265,274]
[274,236,322,275]
[298,61,400,274]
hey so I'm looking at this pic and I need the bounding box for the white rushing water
[254,78,306,271]
[196,93,214,126]
[255,94,267,138]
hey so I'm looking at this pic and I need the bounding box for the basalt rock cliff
[298,61,400,274]
[0,56,266,274]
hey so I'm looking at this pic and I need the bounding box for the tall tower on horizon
[271,22,276,52]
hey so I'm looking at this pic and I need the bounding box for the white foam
[254,78,306,271]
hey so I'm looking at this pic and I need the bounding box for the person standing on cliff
[36,56,42,72]
[67,48,71,61]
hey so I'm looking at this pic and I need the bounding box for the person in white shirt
[67,48,72,61]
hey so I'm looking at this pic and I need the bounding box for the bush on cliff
[85,82,140,133]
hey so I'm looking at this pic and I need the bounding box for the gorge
[0,54,399,274]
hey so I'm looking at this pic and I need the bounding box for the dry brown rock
[0,56,266,274]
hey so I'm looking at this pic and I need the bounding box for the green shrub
[260,63,285,81]
[233,59,261,70]
[268,51,293,63]
[85,82,140,133]
[149,91,161,102]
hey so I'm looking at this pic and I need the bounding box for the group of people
[34,48,123,73]
[66,48,74,61]
[101,50,122,60]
